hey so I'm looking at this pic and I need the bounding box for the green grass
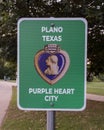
[1,87,104,130]
[0,80,16,83]
[8,80,16,83]
[87,81,104,96]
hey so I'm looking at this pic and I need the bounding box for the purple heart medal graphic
[34,44,70,85]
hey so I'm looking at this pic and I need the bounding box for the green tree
[0,0,104,79]
[86,1,104,76]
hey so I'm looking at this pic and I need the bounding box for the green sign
[18,18,87,111]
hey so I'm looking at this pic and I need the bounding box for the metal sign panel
[18,18,87,111]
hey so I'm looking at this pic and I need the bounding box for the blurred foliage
[0,0,104,79]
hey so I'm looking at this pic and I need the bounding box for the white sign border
[17,17,87,111]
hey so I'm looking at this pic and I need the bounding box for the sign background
[18,18,87,111]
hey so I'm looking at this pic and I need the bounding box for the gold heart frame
[34,44,70,85]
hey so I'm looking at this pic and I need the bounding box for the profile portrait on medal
[34,44,70,85]
[44,55,59,75]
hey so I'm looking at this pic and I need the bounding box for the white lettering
[44,96,58,102]
[42,35,62,42]
[29,88,34,94]
[28,88,75,95]
[28,88,52,94]
[67,88,75,94]
[41,27,46,32]
[54,88,75,94]
[41,26,63,33]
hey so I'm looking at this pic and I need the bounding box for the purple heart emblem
[34,44,70,85]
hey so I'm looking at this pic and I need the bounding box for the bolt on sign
[18,18,87,111]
